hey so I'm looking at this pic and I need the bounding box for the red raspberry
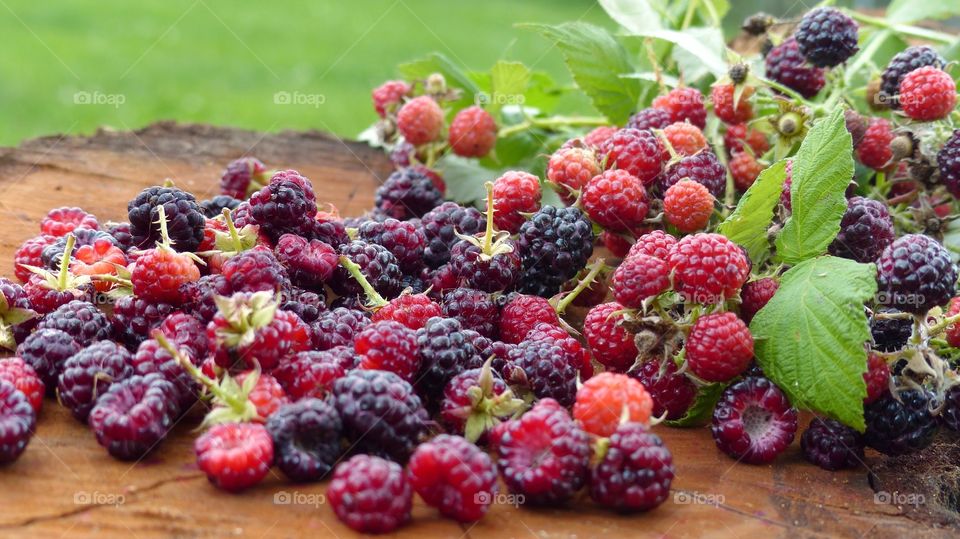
[499,293,559,344]
[663,179,714,233]
[448,106,497,158]
[667,233,750,304]
[583,125,617,148]
[581,169,649,232]
[69,238,127,293]
[601,230,633,258]
[208,293,311,371]
[440,364,519,441]
[589,422,674,512]
[88,373,180,460]
[583,302,638,372]
[711,84,754,124]
[662,122,707,156]
[724,123,769,155]
[685,312,753,382]
[0,380,35,464]
[729,151,763,191]
[739,277,779,324]
[371,79,410,118]
[40,207,98,237]
[407,434,498,522]
[492,170,541,233]
[899,66,957,121]
[612,254,670,308]
[355,320,420,383]
[599,128,664,185]
[328,454,412,533]
[372,293,441,330]
[235,371,289,420]
[526,322,593,380]
[496,399,591,504]
[547,147,601,204]
[627,230,677,261]
[273,350,346,400]
[711,377,798,464]
[863,352,891,404]
[856,117,894,170]
[0,358,43,413]
[13,235,56,283]
[652,87,707,129]
[195,422,274,491]
[573,372,652,437]
[630,359,697,420]
[397,95,444,146]
[131,247,200,304]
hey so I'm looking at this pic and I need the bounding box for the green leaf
[665,382,725,427]
[489,61,531,114]
[398,53,479,113]
[597,0,663,33]
[775,108,854,264]
[435,154,499,206]
[887,0,960,24]
[521,22,641,125]
[627,28,727,79]
[718,159,787,263]
[750,256,877,431]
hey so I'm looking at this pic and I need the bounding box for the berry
[208,293,311,371]
[372,293,440,330]
[583,126,618,147]
[547,147,601,204]
[940,130,960,198]
[440,364,520,441]
[581,169,649,232]
[599,128,664,185]
[612,254,670,308]
[880,46,946,108]
[328,454,412,533]
[589,422,674,512]
[0,380,35,463]
[127,186,205,252]
[947,298,960,348]
[856,117,894,170]
[357,218,426,274]
[765,38,825,99]
[331,369,428,462]
[397,95,444,145]
[179,273,231,324]
[899,66,957,121]
[0,278,35,348]
[280,289,326,324]
[222,246,290,294]
[711,377,798,464]
[131,338,200,412]
[573,372,652,437]
[248,173,317,239]
[13,235,55,283]
[41,207,98,237]
[516,206,594,297]
[40,228,118,270]
[729,152,763,191]
[794,7,859,67]
[829,196,895,263]
[38,300,110,347]
[273,350,346,401]
[448,106,497,157]
[88,373,180,460]
[332,241,402,299]
[870,308,913,352]
[628,230,677,261]
[442,287,499,339]
[407,434,498,522]
[508,339,580,406]
[16,329,80,389]
[724,123,769,156]
[356,320,420,383]
[375,168,443,220]
[195,422,274,491]
[104,222,134,252]
[663,179,714,233]
[110,296,176,351]
[941,385,960,431]
[273,233,338,290]
[496,399,591,504]
[863,390,937,456]
[200,195,242,218]
[662,122,708,156]
[371,79,410,118]
[685,312,754,382]
[58,340,134,422]
[739,277,779,324]
[626,108,672,131]
[630,360,697,421]
[651,87,707,129]
[220,157,268,199]
[499,294,558,344]
[659,150,726,198]
[420,202,486,268]
[876,234,957,314]
[800,418,864,471]
[526,323,593,380]
[711,84,753,124]
[862,353,891,406]
[69,238,127,293]
[584,302,638,372]
[668,233,750,304]
[449,236,520,293]
[310,307,370,350]
[302,216,349,248]
[235,371,289,419]
[266,398,342,482]
[415,316,482,399]
[131,246,200,304]
[492,171,541,233]
[0,358,43,414]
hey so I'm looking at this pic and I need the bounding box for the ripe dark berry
[355,320,420,383]
[110,296,176,351]
[415,316,481,400]
[274,233,337,290]
[863,390,937,456]
[127,186,205,252]
[195,422,274,491]
[332,240,402,299]
[899,66,957,121]
[711,377,798,464]
[659,150,726,198]
[685,312,754,383]
[508,339,579,406]
[220,157,268,199]
[800,418,864,471]
[492,170,541,233]
[870,308,913,352]
[280,289,326,324]
[179,273,231,324]
[739,277,779,324]
[375,168,443,220]
[448,106,497,158]
[397,95,443,145]
[584,302,637,372]
[0,380,35,463]
[876,234,957,314]
[589,422,674,512]
[38,300,110,347]
[573,372,652,437]
[663,179,714,233]
[829,196,895,263]
[408,434,498,522]
[58,340,134,422]
[357,218,426,274]
[627,107,673,131]
[248,174,317,240]
[668,233,750,305]
[651,87,707,129]
[420,202,485,269]
[449,237,521,293]
[442,288,500,339]
[599,128,664,185]
[371,79,410,118]
[131,338,200,412]
[939,130,960,197]
[516,205,594,297]
[328,454,412,533]
[941,385,960,431]
[310,307,370,350]
[221,246,290,294]
[880,46,946,108]
[630,360,697,421]
[765,38,825,99]
[16,329,80,389]
[794,7,859,67]
[88,373,181,460]
[581,169,649,232]
[267,398,342,482]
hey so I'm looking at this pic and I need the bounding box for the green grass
[0,0,609,146]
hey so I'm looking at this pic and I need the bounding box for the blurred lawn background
[1,0,881,146]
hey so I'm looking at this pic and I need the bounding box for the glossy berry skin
[58,341,134,422]
[599,128,664,185]
[652,87,707,129]
[41,207,98,238]
[331,240,403,299]
[668,233,750,305]
[415,317,481,399]
[420,202,486,269]
[583,126,618,147]
[199,195,241,218]
[127,186,205,252]
[526,323,593,381]
[437,288,496,339]
[899,66,957,121]
[370,294,438,331]
[876,234,957,314]
[711,377,798,464]
[328,454,412,533]
[449,238,520,293]
[13,235,55,283]
[662,122,707,157]
[220,157,268,199]
[407,434,498,522]
[209,308,311,372]
[131,338,200,412]
[630,360,697,421]
[800,418,864,471]
[273,350,346,401]
[939,130,960,198]
[273,234,337,290]
[582,169,649,232]
[729,152,763,191]
[856,117,894,170]
[573,373,652,437]
[157,312,208,363]
[685,313,753,383]
[829,196,895,263]
[310,307,370,351]
[589,422,674,512]
[584,302,637,372]
[222,245,291,295]
[626,108,672,131]
[547,147,600,204]
[267,398,342,482]
[765,38,825,99]
[794,7,859,67]
[448,106,497,158]
[659,150,726,198]
[612,254,670,308]
[371,79,410,117]
[863,390,937,456]
[0,380,35,463]
[516,205,594,297]
[663,179,714,233]
[88,374,180,460]
[375,168,443,220]
[38,300,111,347]
[16,329,80,390]
[880,46,946,108]
[711,84,753,124]
[195,422,274,491]
[355,321,420,383]
[179,273,231,324]
[496,399,591,505]
[508,339,580,406]
[131,248,200,305]
[357,218,426,274]
[628,230,677,261]
[739,277,779,324]
[870,308,913,353]
[0,358,43,414]
[397,95,444,146]
[492,170,541,234]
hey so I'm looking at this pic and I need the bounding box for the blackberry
[828,196,895,263]
[441,288,499,339]
[794,7,859,67]
[864,390,937,456]
[127,186,205,252]
[88,373,181,460]
[58,340,134,421]
[508,339,579,407]
[221,246,291,294]
[869,308,913,352]
[200,195,242,218]
[274,233,338,290]
[415,317,483,401]
[16,328,80,390]
[357,218,426,274]
[110,296,176,351]
[876,234,957,314]
[179,273,231,323]
[765,38,826,99]
[937,131,960,198]
[420,202,486,269]
[310,307,370,351]
[41,228,119,269]
[589,422,674,512]
[249,176,317,241]
[659,151,726,198]
[280,289,326,324]
[800,418,864,471]
[131,338,200,412]
[331,241,403,299]
[375,168,443,220]
[630,360,697,421]
[880,46,946,108]
[626,108,672,131]
[711,377,798,464]
[0,380,35,463]
[448,237,521,293]
[942,385,960,431]
[331,369,429,462]
[38,300,111,346]
[267,398,343,482]
[516,206,594,298]
[103,222,135,252]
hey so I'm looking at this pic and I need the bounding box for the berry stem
[497,116,607,139]
[555,259,607,315]
[338,255,388,309]
[221,208,243,249]
[155,205,173,250]
[481,182,496,254]
[927,312,960,338]
[57,234,76,291]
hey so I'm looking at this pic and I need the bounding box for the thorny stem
[482,182,496,254]
[156,205,173,249]
[222,208,243,248]
[555,259,606,315]
[58,234,76,290]
[338,255,388,309]
[927,312,960,338]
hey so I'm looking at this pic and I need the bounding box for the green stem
[338,256,387,308]
[756,75,807,104]
[928,312,960,337]
[481,182,496,254]
[58,234,76,290]
[222,208,242,249]
[555,259,606,315]
[156,205,172,249]
[497,116,607,138]
[847,10,955,44]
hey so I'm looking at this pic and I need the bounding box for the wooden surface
[0,123,956,538]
